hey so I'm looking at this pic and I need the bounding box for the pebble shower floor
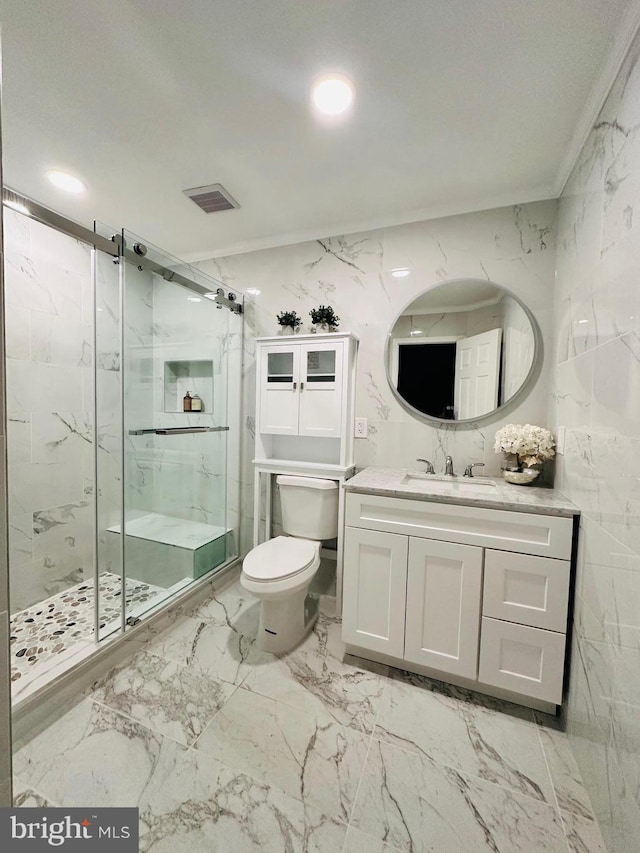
[10,573,164,687]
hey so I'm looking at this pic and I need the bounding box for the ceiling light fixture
[46,170,86,194]
[311,73,355,116]
[246,288,261,296]
[391,268,410,278]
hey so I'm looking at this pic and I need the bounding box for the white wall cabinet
[342,491,577,710]
[259,340,343,438]
[253,333,359,609]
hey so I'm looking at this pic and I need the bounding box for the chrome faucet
[463,462,485,478]
[444,455,455,476]
[416,458,435,474]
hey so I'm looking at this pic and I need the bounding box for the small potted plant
[494,423,555,485]
[309,305,340,332]
[276,310,302,335]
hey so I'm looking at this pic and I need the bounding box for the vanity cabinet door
[404,538,483,679]
[342,527,408,658]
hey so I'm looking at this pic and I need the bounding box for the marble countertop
[343,468,579,517]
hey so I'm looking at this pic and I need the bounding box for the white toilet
[241,475,339,653]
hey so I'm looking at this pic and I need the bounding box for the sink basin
[400,472,498,495]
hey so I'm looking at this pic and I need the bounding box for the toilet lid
[243,536,317,581]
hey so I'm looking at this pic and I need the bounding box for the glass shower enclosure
[95,228,242,638]
[4,198,242,699]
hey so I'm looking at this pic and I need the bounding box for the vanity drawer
[478,617,566,705]
[482,550,571,632]
[345,492,573,559]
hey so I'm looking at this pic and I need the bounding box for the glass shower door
[120,231,236,625]
[94,228,239,632]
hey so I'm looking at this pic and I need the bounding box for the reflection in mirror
[386,279,538,423]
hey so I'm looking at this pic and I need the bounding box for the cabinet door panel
[405,539,483,679]
[259,345,300,434]
[478,617,566,705]
[298,342,343,437]
[342,527,408,658]
[483,550,570,632]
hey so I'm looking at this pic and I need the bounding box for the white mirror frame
[384,279,544,427]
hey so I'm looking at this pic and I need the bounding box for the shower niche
[163,359,214,412]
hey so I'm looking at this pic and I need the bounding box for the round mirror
[385,279,541,424]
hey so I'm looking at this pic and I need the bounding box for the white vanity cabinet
[342,490,577,710]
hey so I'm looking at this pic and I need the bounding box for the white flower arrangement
[494,424,556,469]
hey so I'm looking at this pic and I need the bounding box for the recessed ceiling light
[391,268,410,278]
[246,288,261,296]
[46,170,86,194]
[3,199,30,215]
[311,74,355,116]
[187,296,202,302]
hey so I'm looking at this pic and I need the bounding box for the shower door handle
[128,427,230,435]
[154,426,230,435]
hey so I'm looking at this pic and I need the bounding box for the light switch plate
[556,426,566,455]
[355,418,367,438]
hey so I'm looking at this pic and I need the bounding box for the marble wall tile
[0,435,6,616]
[4,213,95,614]
[198,199,557,546]
[550,26,640,846]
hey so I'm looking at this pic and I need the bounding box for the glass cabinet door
[259,344,301,434]
[298,342,343,437]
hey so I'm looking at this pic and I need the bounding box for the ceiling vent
[183,183,240,213]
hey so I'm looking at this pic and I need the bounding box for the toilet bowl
[241,475,338,653]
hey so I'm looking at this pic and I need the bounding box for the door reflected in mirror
[386,279,539,423]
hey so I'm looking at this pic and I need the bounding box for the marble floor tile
[91,650,236,747]
[342,825,404,852]
[242,611,388,734]
[187,578,261,638]
[535,713,596,818]
[561,810,608,853]
[350,739,568,853]
[374,671,554,805]
[138,746,347,853]
[13,698,187,807]
[143,614,273,686]
[13,781,58,807]
[194,685,370,824]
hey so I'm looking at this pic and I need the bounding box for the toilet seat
[242,536,318,582]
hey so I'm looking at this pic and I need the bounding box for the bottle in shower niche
[183,391,192,412]
[191,394,203,412]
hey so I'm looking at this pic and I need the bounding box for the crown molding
[553,0,640,196]
[183,186,556,262]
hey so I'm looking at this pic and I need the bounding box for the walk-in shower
[4,195,243,701]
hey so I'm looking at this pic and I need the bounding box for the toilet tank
[276,475,339,540]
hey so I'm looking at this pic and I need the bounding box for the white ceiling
[0,0,638,260]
